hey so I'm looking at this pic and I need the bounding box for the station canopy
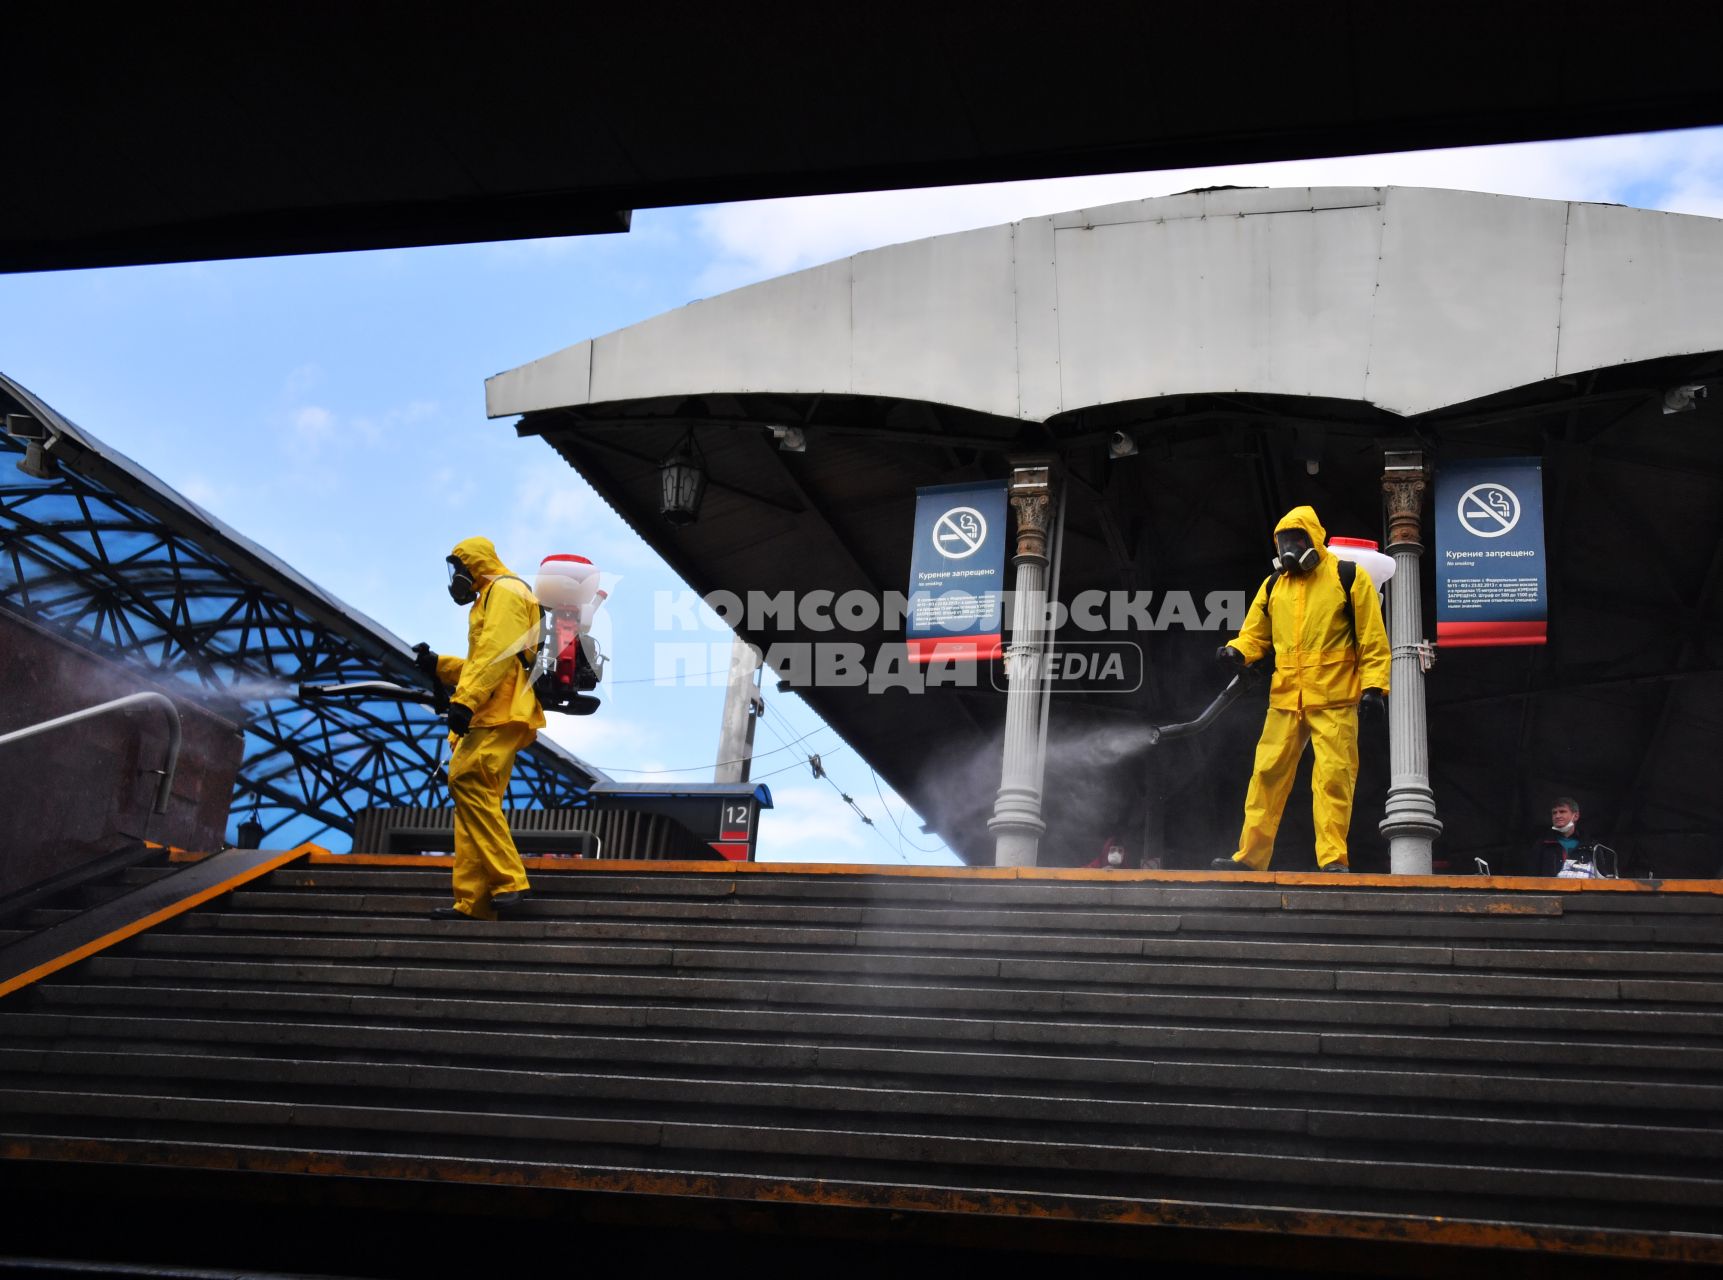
[0,373,604,849]
[488,186,1723,874]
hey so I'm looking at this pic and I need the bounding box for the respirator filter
[1273,533,1320,574]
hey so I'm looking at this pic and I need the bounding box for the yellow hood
[1273,506,1331,564]
[450,535,510,583]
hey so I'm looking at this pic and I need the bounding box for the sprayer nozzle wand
[299,680,437,706]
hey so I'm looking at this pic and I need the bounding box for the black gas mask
[1272,531,1320,575]
[446,555,477,605]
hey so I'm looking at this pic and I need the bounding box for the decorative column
[1379,448,1442,873]
[990,457,1055,867]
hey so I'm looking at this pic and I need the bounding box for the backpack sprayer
[299,553,608,718]
[526,554,606,716]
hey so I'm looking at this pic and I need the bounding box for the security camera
[1108,430,1138,459]
[6,414,58,479]
[16,440,57,480]
[1663,384,1708,415]
[768,425,806,453]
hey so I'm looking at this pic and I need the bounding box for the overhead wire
[758,696,952,861]
[865,758,948,856]
[587,719,825,775]
[592,674,948,859]
[754,698,890,851]
[868,765,904,859]
[758,697,946,857]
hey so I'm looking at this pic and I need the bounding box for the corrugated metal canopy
[490,188,1723,421]
[493,190,1723,872]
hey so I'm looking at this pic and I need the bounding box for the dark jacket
[1527,825,1585,877]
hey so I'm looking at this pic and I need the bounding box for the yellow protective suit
[1222,507,1391,870]
[432,536,546,918]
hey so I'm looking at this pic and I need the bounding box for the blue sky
[4,127,1720,864]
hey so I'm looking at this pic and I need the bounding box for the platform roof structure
[0,373,604,849]
[489,186,1723,873]
[5,7,1723,273]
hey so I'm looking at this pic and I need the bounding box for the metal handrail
[0,692,182,814]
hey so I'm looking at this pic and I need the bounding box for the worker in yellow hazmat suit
[1212,507,1391,872]
[414,536,546,920]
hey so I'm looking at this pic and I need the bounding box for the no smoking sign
[1457,483,1521,538]
[932,506,988,559]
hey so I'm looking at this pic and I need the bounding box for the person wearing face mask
[413,536,546,921]
[1528,798,1585,877]
[1086,836,1128,870]
[1210,506,1391,873]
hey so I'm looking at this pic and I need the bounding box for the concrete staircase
[3,856,1722,1273]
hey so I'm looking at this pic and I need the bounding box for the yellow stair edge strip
[0,843,323,999]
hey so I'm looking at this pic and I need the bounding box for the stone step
[219,886,1723,947]
[102,928,1723,1005]
[68,866,179,906]
[74,953,1723,1035]
[6,1010,1723,1114]
[0,1087,1718,1218]
[8,1045,1721,1164]
[12,857,1723,1249]
[257,864,1723,918]
[28,982,1723,1075]
[149,908,1723,979]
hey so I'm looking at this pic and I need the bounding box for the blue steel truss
[0,374,601,849]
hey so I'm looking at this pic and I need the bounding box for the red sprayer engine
[529,554,607,716]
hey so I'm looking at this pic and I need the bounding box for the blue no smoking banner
[906,481,1007,663]
[1435,458,1548,647]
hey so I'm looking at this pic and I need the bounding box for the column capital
[1009,491,1053,562]
[1007,454,1057,565]
[1381,449,1430,550]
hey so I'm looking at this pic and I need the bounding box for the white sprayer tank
[1327,537,1394,586]
[535,554,604,629]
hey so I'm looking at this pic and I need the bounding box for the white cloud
[291,404,335,445]
[693,127,1723,294]
[504,461,667,575]
[752,784,874,861]
[1659,130,1723,218]
[750,775,959,866]
[176,473,224,511]
[537,712,660,769]
[281,363,323,399]
[351,398,437,445]
[283,395,438,455]
[430,464,475,508]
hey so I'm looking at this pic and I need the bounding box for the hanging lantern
[659,431,707,526]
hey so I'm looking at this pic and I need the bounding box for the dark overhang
[7,4,1723,272]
